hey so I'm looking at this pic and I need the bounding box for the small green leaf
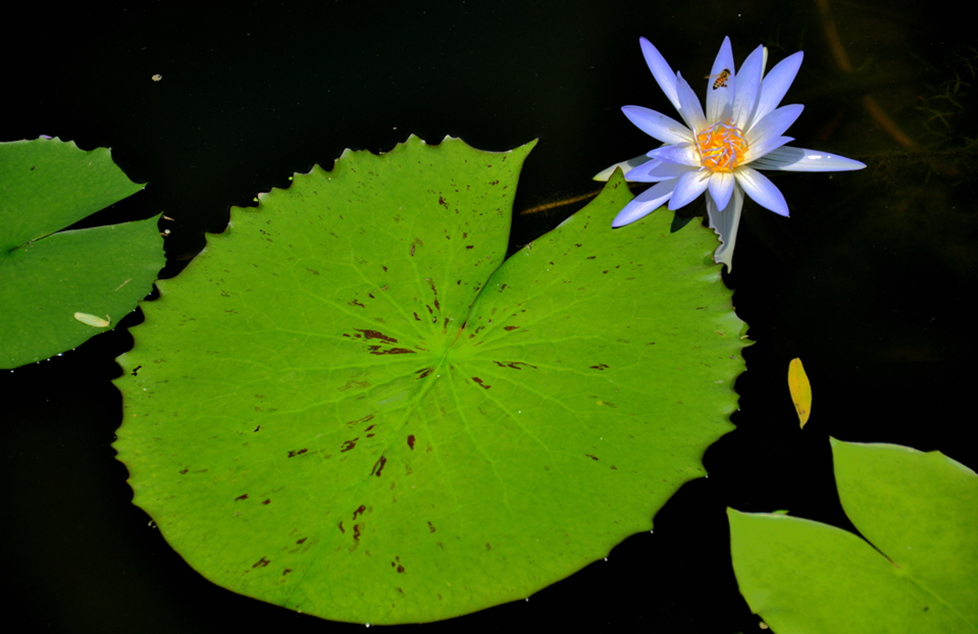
[0,137,164,368]
[730,439,978,633]
[114,136,746,624]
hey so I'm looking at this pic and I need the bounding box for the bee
[707,68,731,90]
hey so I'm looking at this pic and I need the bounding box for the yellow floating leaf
[788,357,812,428]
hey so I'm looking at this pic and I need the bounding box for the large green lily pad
[0,137,164,369]
[114,136,746,624]
[730,439,978,633]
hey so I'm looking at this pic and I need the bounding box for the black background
[3,1,975,632]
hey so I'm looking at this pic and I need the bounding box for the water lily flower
[596,37,865,269]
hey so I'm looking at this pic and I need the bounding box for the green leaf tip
[115,135,745,624]
[0,137,163,369]
[730,440,978,633]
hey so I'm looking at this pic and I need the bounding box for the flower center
[696,119,748,172]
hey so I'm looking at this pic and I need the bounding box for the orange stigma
[696,119,748,172]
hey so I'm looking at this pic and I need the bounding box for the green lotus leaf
[729,439,978,633]
[0,137,164,369]
[114,135,746,624]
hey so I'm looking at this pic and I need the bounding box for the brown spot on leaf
[235,494,249,501]
[346,413,375,427]
[407,435,416,450]
[353,524,361,541]
[356,329,398,343]
[341,438,359,452]
[338,379,370,391]
[338,522,345,533]
[367,345,416,355]
[503,325,520,331]
[349,299,365,308]
[252,557,270,568]
[262,499,270,505]
[472,377,491,389]
[415,367,432,379]
[585,453,599,461]
[287,448,308,458]
[371,455,388,477]
[590,363,610,370]
[428,521,436,533]
[283,569,293,575]
[179,469,189,475]
[130,365,142,376]
[492,360,537,370]
[353,505,367,520]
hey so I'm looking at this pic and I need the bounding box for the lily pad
[729,439,978,633]
[114,136,746,624]
[0,137,164,369]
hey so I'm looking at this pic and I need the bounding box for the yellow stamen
[696,119,748,172]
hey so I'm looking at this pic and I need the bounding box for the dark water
[3,1,974,631]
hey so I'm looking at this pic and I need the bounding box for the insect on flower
[74,312,111,328]
[595,37,866,270]
[709,68,731,90]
